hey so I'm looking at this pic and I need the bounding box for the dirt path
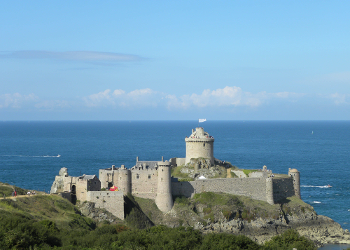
[0,193,49,200]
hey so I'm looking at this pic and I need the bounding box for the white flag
[199,119,206,123]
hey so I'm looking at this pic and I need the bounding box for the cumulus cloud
[0,51,143,63]
[0,87,310,113]
[0,93,38,108]
[84,88,159,108]
[83,86,308,110]
[166,86,305,109]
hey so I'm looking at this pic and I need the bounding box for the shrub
[174,196,190,206]
[264,229,316,250]
[200,233,260,250]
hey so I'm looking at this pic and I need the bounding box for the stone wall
[272,177,295,202]
[185,139,214,165]
[175,158,186,166]
[87,191,124,220]
[130,169,158,199]
[249,171,270,178]
[172,178,268,202]
[99,169,118,189]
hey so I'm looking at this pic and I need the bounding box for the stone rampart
[272,177,295,202]
[172,178,268,202]
[87,191,124,220]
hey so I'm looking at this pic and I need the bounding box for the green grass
[242,169,257,176]
[193,192,243,207]
[178,177,194,182]
[171,165,192,179]
[0,183,28,197]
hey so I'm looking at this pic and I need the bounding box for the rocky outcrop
[78,201,121,223]
[193,210,350,247]
[50,167,68,194]
[180,162,227,179]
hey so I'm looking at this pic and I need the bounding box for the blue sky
[1,1,350,120]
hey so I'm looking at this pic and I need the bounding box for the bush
[264,229,316,250]
[174,196,190,206]
[200,233,260,250]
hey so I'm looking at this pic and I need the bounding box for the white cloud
[166,86,304,109]
[189,86,243,107]
[84,89,114,107]
[329,93,348,105]
[0,93,38,108]
[0,87,312,113]
[113,89,125,96]
[84,88,159,108]
[128,88,154,97]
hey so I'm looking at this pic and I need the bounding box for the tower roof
[187,127,214,140]
[289,168,299,173]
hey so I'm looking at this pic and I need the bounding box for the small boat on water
[326,184,332,188]
[57,154,61,157]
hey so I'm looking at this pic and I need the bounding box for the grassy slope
[0,194,92,229]
[0,182,28,197]
[134,191,314,227]
[0,181,316,249]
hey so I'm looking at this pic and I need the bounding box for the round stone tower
[288,168,301,199]
[265,177,274,205]
[155,161,173,213]
[185,127,214,165]
[118,165,131,194]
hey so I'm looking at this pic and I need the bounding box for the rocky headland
[80,190,350,248]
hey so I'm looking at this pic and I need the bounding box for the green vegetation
[171,165,193,179]
[0,183,28,197]
[242,169,257,177]
[0,182,317,249]
[183,192,313,223]
[124,194,154,229]
[178,177,194,182]
[264,229,317,250]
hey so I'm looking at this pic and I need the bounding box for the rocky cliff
[131,192,350,247]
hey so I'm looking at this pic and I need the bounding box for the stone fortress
[51,127,301,220]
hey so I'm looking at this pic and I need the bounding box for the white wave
[1,154,61,158]
[301,185,331,188]
[34,154,61,158]
[312,201,322,204]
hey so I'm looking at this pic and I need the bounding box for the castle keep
[185,127,214,165]
[51,127,301,220]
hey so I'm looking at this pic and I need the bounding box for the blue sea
[1,121,350,249]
